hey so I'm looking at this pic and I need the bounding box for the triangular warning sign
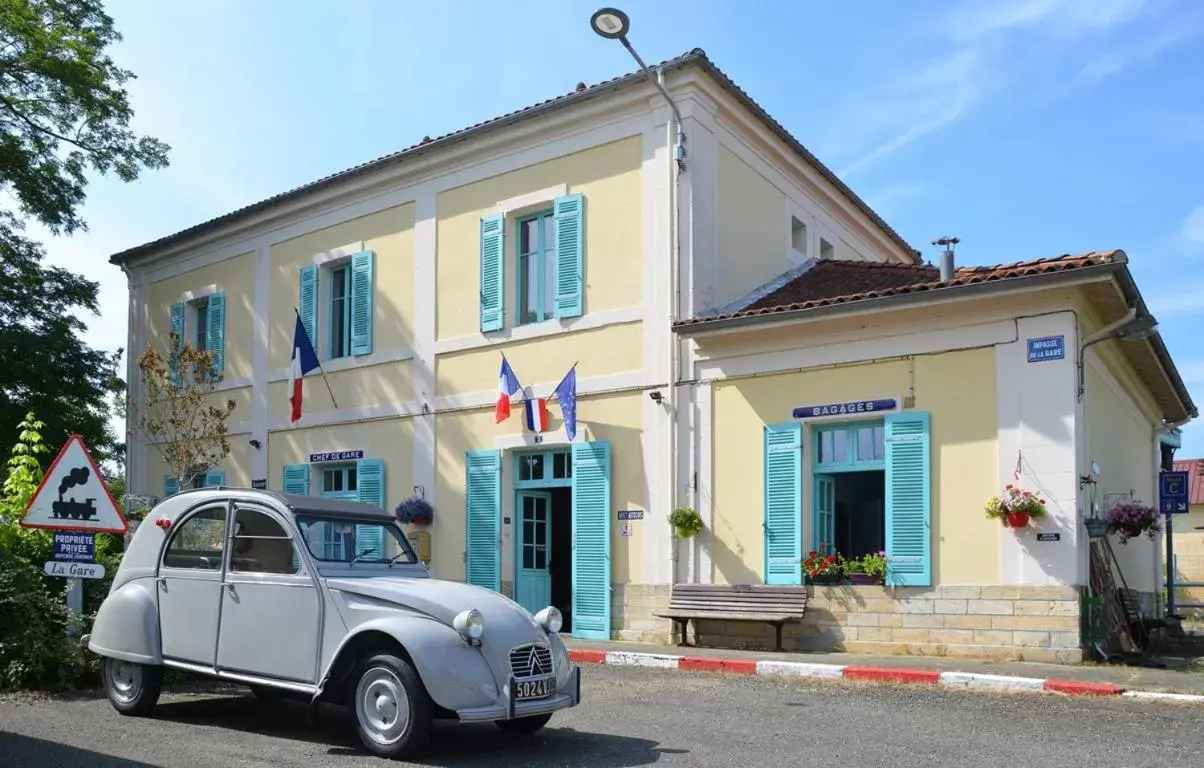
[20,434,128,534]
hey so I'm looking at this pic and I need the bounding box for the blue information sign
[308,450,364,463]
[1026,336,1065,363]
[792,399,897,420]
[52,531,95,563]
[1160,471,1190,515]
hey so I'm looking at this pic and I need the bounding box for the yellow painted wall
[266,361,414,423]
[268,204,416,371]
[267,419,414,510]
[436,322,642,397]
[1084,362,1158,592]
[716,146,792,307]
[709,347,999,586]
[147,439,256,491]
[432,392,645,585]
[434,136,643,341]
[147,251,256,381]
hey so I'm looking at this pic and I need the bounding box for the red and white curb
[567,649,1204,703]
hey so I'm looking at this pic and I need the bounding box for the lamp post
[589,7,686,171]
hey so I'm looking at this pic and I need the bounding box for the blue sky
[35,0,1204,455]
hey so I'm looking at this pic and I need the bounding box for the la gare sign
[792,398,898,420]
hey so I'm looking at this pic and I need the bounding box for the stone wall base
[609,583,1084,664]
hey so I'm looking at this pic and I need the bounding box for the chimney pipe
[932,236,960,281]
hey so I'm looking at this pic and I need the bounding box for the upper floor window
[329,264,351,359]
[517,210,556,325]
[169,291,225,383]
[193,297,209,352]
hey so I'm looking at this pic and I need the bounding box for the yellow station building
[115,50,1196,663]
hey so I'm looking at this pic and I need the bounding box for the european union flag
[553,366,577,441]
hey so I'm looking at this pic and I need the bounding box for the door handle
[223,582,235,592]
[156,576,166,589]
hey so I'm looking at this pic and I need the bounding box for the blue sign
[1026,336,1065,363]
[792,399,897,420]
[618,510,644,520]
[52,531,95,563]
[1160,471,1190,515]
[308,450,364,463]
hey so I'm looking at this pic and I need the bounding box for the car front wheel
[102,657,163,716]
[351,652,433,760]
[496,713,553,734]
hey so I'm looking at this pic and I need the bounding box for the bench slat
[655,611,804,622]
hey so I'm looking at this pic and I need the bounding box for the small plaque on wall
[1036,532,1061,542]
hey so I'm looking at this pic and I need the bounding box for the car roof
[161,487,394,521]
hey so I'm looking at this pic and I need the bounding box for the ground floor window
[763,412,932,587]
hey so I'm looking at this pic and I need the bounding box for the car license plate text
[514,676,554,700]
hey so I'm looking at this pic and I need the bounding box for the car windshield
[295,515,418,565]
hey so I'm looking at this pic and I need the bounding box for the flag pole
[551,361,579,401]
[294,307,340,409]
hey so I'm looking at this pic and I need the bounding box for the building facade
[115,50,1196,662]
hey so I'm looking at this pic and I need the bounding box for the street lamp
[589,6,686,171]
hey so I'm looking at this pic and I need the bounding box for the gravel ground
[1,666,1201,767]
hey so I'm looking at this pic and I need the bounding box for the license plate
[514,676,555,701]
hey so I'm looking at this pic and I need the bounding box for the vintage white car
[83,488,581,759]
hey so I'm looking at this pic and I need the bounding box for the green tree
[0,0,170,464]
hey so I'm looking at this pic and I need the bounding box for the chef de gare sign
[792,398,898,420]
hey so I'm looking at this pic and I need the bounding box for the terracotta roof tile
[679,251,1122,326]
[1172,459,1204,506]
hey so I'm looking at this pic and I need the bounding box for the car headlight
[453,608,485,643]
[534,606,563,633]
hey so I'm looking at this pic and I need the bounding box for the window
[820,238,835,261]
[295,515,416,565]
[517,210,556,325]
[229,508,299,575]
[815,422,885,468]
[790,216,808,261]
[321,465,358,498]
[162,506,227,570]
[194,297,209,352]
[329,264,351,359]
[517,450,572,483]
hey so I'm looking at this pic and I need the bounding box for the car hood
[326,575,544,634]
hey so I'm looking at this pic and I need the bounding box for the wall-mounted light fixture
[648,391,663,404]
[248,439,262,450]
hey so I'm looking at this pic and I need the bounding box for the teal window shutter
[764,422,802,585]
[206,292,226,378]
[164,476,180,497]
[479,214,505,332]
[283,464,310,496]
[169,301,185,387]
[553,193,584,319]
[465,450,501,590]
[571,441,611,639]
[204,470,225,487]
[355,458,386,559]
[349,250,374,356]
[885,412,932,587]
[299,265,319,346]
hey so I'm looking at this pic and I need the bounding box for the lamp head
[590,7,630,39]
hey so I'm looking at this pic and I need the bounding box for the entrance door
[515,491,552,615]
[814,475,835,554]
[216,505,321,683]
[158,504,228,667]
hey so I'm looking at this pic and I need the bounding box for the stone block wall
[611,583,1084,664]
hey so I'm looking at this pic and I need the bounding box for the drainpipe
[659,65,684,585]
[1077,307,1137,402]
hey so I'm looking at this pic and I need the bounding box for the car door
[216,504,322,683]
[158,503,229,668]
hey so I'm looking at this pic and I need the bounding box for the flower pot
[1084,519,1107,539]
[805,573,844,586]
[1005,511,1031,528]
[848,573,879,586]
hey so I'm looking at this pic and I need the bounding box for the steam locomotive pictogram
[51,466,97,521]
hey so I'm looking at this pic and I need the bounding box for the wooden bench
[653,584,810,652]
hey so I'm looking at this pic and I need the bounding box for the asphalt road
[1,666,1201,767]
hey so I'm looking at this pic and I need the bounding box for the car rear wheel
[496,713,553,734]
[102,657,163,716]
[351,652,433,760]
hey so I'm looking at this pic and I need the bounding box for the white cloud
[1183,205,1204,245]
[948,0,1148,41]
[1148,287,1204,318]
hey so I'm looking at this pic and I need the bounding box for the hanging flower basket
[668,507,703,538]
[395,496,434,526]
[1084,518,1108,539]
[985,484,1047,529]
[1105,502,1159,544]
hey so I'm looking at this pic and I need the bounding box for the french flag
[495,357,522,423]
[289,312,321,423]
[524,398,549,433]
